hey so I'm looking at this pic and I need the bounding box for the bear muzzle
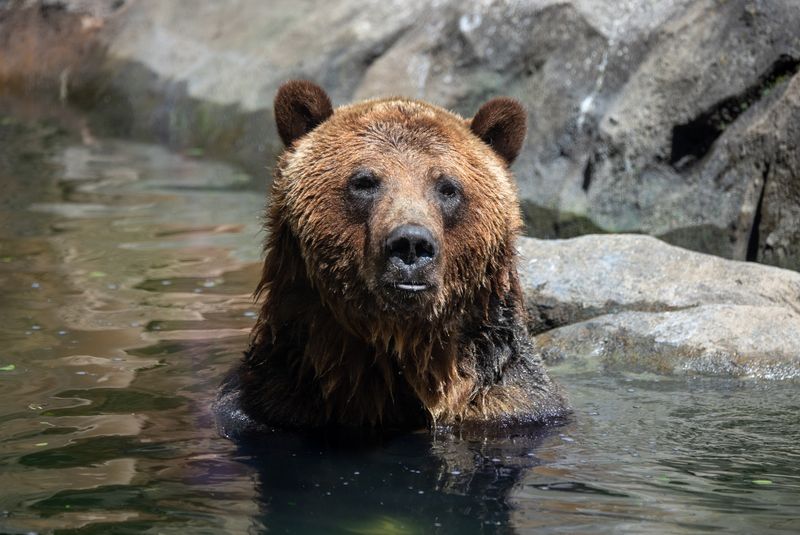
[382,224,439,294]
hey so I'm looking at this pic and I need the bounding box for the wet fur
[215,82,568,437]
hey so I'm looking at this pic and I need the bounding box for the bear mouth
[393,282,429,292]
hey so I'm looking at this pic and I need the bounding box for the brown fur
[470,97,528,165]
[215,82,567,435]
[273,80,333,147]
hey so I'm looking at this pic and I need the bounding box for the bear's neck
[248,293,476,428]
[245,226,524,429]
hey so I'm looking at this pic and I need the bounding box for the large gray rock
[517,234,800,379]
[353,0,800,269]
[2,0,799,270]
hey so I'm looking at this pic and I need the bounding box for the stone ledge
[518,235,800,379]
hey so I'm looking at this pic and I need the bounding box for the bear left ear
[469,97,527,165]
[274,80,334,147]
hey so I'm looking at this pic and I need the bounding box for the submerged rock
[518,235,800,379]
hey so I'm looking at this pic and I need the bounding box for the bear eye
[438,181,458,198]
[435,175,465,227]
[436,176,463,201]
[348,170,381,196]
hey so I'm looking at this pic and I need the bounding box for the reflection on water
[0,135,798,534]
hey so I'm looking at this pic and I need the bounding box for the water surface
[0,135,798,534]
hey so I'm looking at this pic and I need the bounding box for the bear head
[260,80,527,348]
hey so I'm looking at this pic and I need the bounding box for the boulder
[353,0,800,269]
[1,0,799,269]
[517,234,800,379]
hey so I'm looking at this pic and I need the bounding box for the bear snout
[383,224,438,292]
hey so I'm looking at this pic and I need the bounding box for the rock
[534,305,800,380]
[517,234,800,379]
[354,0,800,269]
[1,0,799,269]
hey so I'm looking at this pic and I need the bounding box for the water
[1,132,798,534]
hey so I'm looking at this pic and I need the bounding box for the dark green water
[1,133,798,534]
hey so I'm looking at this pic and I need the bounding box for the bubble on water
[75,371,87,375]
[243,311,257,318]
[57,330,67,336]
[31,282,40,289]
[202,280,216,288]
[31,325,41,330]
[451,470,461,475]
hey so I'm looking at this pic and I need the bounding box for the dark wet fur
[214,291,568,439]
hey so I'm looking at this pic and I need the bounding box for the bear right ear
[274,80,334,147]
[470,97,527,165]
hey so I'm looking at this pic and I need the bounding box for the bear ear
[274,80,334,147]
[469,97,527,165]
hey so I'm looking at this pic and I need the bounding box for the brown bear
[215,80,568,437]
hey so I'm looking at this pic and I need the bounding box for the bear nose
[385,224,438,267]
